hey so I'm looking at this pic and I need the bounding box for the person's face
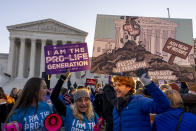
[13,89,18,96]
[115,81,131,98]
[39,80,48,101]
[76,97,89,113]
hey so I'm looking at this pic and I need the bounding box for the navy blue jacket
[113,82,170,131]
[152,108,196,131]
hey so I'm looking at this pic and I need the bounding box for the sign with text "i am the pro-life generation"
[44,43,90,74]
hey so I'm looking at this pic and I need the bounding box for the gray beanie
[73,89,90,102]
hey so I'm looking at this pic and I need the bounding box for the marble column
[29,39,36,77]
[151,29,156,54]
[18,38,25,78]
[52,40,57,46]
[40,39,46,77]
[115,26,120,49]
[7,37,15,77]
[159,30,163,55]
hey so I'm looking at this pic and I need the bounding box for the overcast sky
[0,0,196,56]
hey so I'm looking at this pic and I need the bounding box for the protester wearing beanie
[50,72,98,131]
[112,68,170,131]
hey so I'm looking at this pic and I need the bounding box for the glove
[60,69,71,81]
[135,68,151,86]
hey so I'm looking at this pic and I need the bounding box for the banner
[45,43,90,74]
[91,15,195,82]
[86,78,97,85]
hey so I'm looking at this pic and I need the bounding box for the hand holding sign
[61,68,71,81]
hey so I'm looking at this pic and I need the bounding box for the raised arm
[50,71,71,116]
[136,68,170,113]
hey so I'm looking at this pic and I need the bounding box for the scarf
[116,91,132,115]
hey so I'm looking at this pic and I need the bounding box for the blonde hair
[164,89,183,108]
[72,98,95,123]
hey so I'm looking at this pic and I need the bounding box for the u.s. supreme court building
[0,19,108,94]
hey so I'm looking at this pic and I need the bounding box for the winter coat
[94,93,104,117]
[102,84,116,131]
[0,103,7,123]
[102,84,116,120]
[181,93,196,115]
[113,82,170,131]
[152,108,196,131]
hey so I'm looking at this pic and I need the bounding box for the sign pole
[168,54,176,65]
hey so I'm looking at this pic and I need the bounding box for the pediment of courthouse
[7,18,87,36]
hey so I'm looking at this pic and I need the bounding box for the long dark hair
[10,88,17,98]
[6,77,44,122]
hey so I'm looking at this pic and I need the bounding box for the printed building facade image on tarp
[91,14,195,82]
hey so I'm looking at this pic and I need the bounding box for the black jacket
[102,84,116,119]
[94,93,104,117]
[182,93,196,115]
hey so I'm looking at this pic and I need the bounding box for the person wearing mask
[112,69,170,131]
[152,89,196,131]
[50,71,98,131]
[6,78,52,131]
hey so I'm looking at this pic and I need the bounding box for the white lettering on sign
[168,40,190,57]
[113,58,148,72]
[47,60,89,70]
[148,70,177,80]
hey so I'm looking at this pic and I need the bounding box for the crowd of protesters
[0,68,196,131]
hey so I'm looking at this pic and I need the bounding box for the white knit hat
[73,89,90,102]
